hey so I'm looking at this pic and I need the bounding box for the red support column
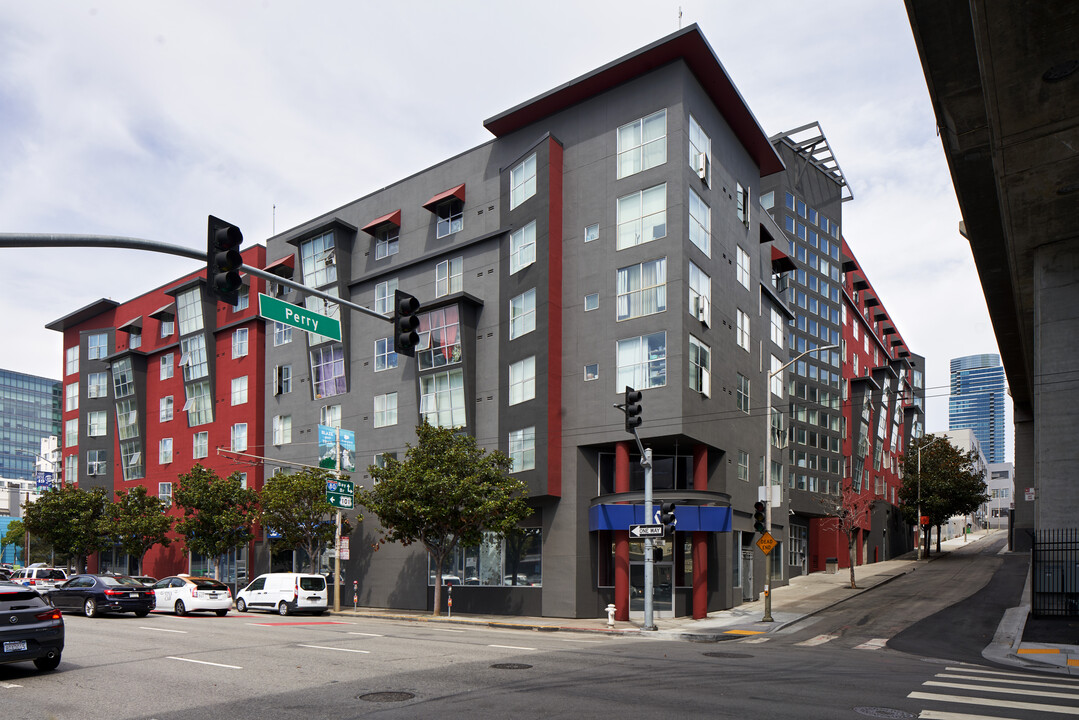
[615,441,630,621]
[692,444,708,619]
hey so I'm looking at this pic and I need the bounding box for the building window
[180,335,209,381]
[300,231,337,288]
[120,441,143,481]
[87,411,107,437]
[160,318,174,338]
[736,246,751,289]
[374,392,398,428]
[274,322,293,346]
[116,399,139,441]
[86,449,107,476]
[231,376,248,406]
[417,306,462,370]
[160,395,173,422]
[419,369,466,429]
[373,452,396,470]
[374,279,398,316]
[374,337,398,372]
[184,380,213,426]
[584,293,599,312]
[159,482,172,508]
[508,356,536,405]
[231,423,248,452]
[436,256,463,297]
[160,354,174,380]
[738,451,750,482]
[688,189,710,256]
[274,364,292,395]
[273,415,292,445]
[176,287,204,336]
[193,431,208,459]
[87,372,108,399]
[510,221,537,274]
[616,258,666,321]
[616,184,666,250]
[770,355,784,397]
[112,357,134,398]
[376,225,399,260]
[436,199,464,238]
[159,438,173,465]
[737,373,750,413]
[736,182,750,227]
[65,346,79,375]
[510,152,537,210]
[770,309,783,347]
[65,383,78,411]
[321,404,341,428]
[233,291,249,312]
[509,427,536,472]
[65,418,78,448]
[584,223,599,243]
[232,328,249,358]
[689,336,710,396]
[311,344,346,398]
[736,309,750,351]
[87,332,109,360]
[584,363,599,381]
[616,109,666,179]
[688,262,711,323]
[304,292,341,344]
[688,115,711,184]
[129,332,142,349]
[616,331,666,391]
[509,289,537,340]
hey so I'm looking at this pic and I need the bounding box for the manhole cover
[853,708,913,719]
[491,663,533,670]
[358,692,415,703]
[702,651,753,659]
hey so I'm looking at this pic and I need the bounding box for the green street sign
[327,492,354,510]
[258,293,341,342]
[327,479,354,495]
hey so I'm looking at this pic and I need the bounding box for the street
[2,541,1074,720]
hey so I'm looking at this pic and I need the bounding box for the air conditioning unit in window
[696,296,710,327]
[695,152,709,184]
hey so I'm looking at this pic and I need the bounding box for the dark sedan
[0,581,63,671]
[49,575,154,618]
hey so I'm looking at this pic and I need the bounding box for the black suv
[0,581,64,671]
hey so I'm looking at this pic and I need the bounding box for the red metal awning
[770,246,797,273]
[422,183,466,212]
[361,209,402,235]
[264,254,296,278]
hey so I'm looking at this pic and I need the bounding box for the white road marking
[139,626,187,634]
[558,638,603,643]
[944,665,1079,683]
[431,628,464,633]
[795,634,837,646]
[489,644,535,651]
[920,711,1025,720]
[297,644,370,654]
[166,656,242,669]
[908,691,1079,715]
[0,682,22,689]
[924,679,1079,701]
[348,632,383,637]
[854,638,887,650]
[742,637,770,644]
[937,671,1079,690]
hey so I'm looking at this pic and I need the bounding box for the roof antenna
[273,203,276,235]
[678,6,682,29]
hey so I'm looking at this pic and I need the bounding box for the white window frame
[374,337,398,372]
[231,376,248,406]
[436,256,463,297]
[232,328,249,358]
[688,115,711,186]
[193,431,208,459]
[736,309,751,352]
[65,346,79,375]
[689,335,710,396]
[688,188,711,256]
[509,288,537,340]
[688,262,711,326]
[231,423,248,452]
[509,427,536,472]
[616,331,667,391]
[736,246,751,289]
[508,356,536,406]
[375,225,399,260]
[616,258,667,321]
[616,184,667,251]
[159,482,173,508]
[510,221,537,274]
[274,322,293,346]
[375,278,399,316]
[159,438,173,465]
[160,353,174,380]
[273,415,292,445]
[374,392,398,428]
[65,382,78,411]
[616,109,666,179]
[770,309,784,347]
[509,152,537,210]
[160,395,174,422]
[419,369,466,429]
[87,332,108,360]
[87,410,107,437]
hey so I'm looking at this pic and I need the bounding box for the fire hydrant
[606,603,616,627]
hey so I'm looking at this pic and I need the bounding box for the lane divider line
[298,644,370,654]
[166,656,242,669]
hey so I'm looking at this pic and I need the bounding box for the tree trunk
[213,556,222,581]
[847,534,858,589]
[431,551,443,616]
[935,525,942,553]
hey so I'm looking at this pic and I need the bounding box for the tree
[173,464,259,580]
[357,422,533,615]
[21,485,110,572]
[260,468,353,574]
[817,483,875,588]
[899,434,988,555]
[102,486,174,575]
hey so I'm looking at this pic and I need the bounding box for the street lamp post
[916,434,945,561]
[761,343,838,623]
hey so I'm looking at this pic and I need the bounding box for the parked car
[49,575,154,618]
[130,576,157,587]
[151,576,231,616]
[10,567,68,593]
[0,580,63,671]
[235,573,327,616]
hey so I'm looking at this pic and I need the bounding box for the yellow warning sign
[756,531,778,555]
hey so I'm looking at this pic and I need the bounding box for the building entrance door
[629,538,673,619]
[741,548,755,602]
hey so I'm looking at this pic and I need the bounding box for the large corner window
[120,441,143,481]
[311,344,346,398]
[689,336,710,396]
[510,153,537,210]
[616,184,666,250]
[176,288,204,336]
[180,335,209,381]
[616,258,666,321]
[86,450,107,476]
[417,306,461,371]
[300,231,337,289]
[688,115,711,185]
[616,331,666,391]
[183,380,213,426]
[112,357,134,399]
[420,369,466,429]
[617,109,666,179]
[305,290,340,344]
[87,332,109,360]
[688,189,710,256]
[116,398,139,441]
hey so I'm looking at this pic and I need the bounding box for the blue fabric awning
[588,504,731,533]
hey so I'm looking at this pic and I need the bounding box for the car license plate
[129,592,139,597]
[208,593,218,598]
[4,641,28,652]
[307,597,319,602]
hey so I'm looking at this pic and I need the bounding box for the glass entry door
[629,538,673,619]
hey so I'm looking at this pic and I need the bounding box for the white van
[235,573,328,616]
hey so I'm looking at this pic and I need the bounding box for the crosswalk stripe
[944,665,1079,683]
[919,711,1026,720]
[924,679,1079,701]
[0,682,22,689]
[854,638,888,650]
[796,634,837,646]
[908,690,1079,715]
[936,672,1079,690]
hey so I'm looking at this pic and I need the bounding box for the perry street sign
[629,524,664,538]
[259,293,341,342]
[326,478,355,510]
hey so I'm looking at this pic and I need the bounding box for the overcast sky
[0,1,1009,456]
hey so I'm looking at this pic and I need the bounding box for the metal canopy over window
[422,184,466,212]
[770,246,797,273]
[149,304,175,321]
[361,209,402,235]
[264,254,296,279]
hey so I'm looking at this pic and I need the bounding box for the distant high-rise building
[0,369,61,482]
[949,354,1006,464]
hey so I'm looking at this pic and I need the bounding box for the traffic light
[206,215,244,306]
[753,501,767,534]
[660,502,677,535]
[624,387,643,433]
[393,289,421,356]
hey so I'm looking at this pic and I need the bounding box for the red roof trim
[422,184,466,212]
[771,246,797,273]
[361,209,402,235]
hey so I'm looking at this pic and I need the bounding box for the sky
[0,1,1010,457]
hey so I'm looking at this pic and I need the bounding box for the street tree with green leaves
[21,485,110,572]
[102,486,174,575]
[173,464,259,580]
[259,468,353,574]
[357,422,533,616]
[899,434,988,555]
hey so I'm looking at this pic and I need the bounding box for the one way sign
[630,524,664,538]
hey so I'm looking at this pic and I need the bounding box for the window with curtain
[616,332,666,391]
[616,258,666,321]
[311,344,346,398]
[416,305,461,370]
[419,369,466,429]
[616,184,666,250]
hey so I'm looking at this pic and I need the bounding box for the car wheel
[236,598,247,612]
[84,598,97,618]
[277,601,290,616]
[215,609,228,617]
[135,609,149,617]
[175,600,187,616]
[33,652,61,671]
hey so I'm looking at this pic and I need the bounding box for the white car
[10,567,67,593]
[151,576,232,616]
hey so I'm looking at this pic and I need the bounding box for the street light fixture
[916,433,946,561]
[761,343,838,623]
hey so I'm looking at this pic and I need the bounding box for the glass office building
[0,369,62,482]
[949,354,1006,464]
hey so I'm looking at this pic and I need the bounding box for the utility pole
[333,427,343,614]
